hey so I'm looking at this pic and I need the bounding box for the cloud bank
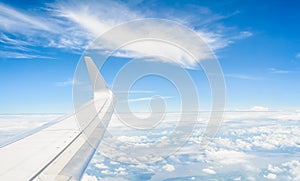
[0,1,251,69]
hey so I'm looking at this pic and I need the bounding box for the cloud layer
[78,111,300,180]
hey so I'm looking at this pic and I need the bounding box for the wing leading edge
[0,57,114,180]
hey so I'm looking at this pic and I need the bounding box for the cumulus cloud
[264,173,277,180]
[268,164,284,173]
[95,163,108,169]
[163,164,175,172]
[205,149,251,165]
[202,168,216,174]
[117,135,148,143]
[265,160,300,180]
[79,111,300,180]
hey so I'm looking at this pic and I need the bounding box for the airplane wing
[0,57,114,180]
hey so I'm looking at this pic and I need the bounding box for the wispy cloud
[0,50,52,59]
[0,4,56,33]
[50,1,252,68]
[234,31,253,40]
[0,33,30,46]
[268,68,291,74]
[54,79,82,87]
[0,1,252,65]
[225,73,261,80]
[296,53,300,58]
[128,96,172,102]
[115,90,155,94]
[51,0,142,37]
[0,3,89,57]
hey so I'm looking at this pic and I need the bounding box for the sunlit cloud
[202,168,216,174]
[51,1,251,68]
[0,1,252,67]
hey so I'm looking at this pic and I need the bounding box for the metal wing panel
[0,57,113,180]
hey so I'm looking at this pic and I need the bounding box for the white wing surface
[0,57,114,181]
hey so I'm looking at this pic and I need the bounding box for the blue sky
[0,0,299,113]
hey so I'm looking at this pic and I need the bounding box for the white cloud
[296,53,300,58]
[127,96,172,103]
[0,114,60,133]
[0,3,89,57]
[94,163,108,169]
[0,114,61,143]
[115,90,154,94]
[0,50,52,59]
[212,137,252,151]
[0,4,56,33]
[250,106,269,111]
[55,79,82,87]
[52,0,142,37]
[268,68,291,74]
[117,135,148,143]
[202,168,216,174]
[98,167,128,176]
[233,177,241,181]
[163,164,175,172]
[81,174,98,181]
[0,33,30,46]
[282,160,300,180]
[268,164,283,173]
[205,149,251,165]
[237,31,253,39]
[223,110,300,121]
[74,110,300,180]
[101,170,112,175]
[265,160,300,180]
[264,173,277,180]
[84,19,218,68]
[0,1,252,66]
